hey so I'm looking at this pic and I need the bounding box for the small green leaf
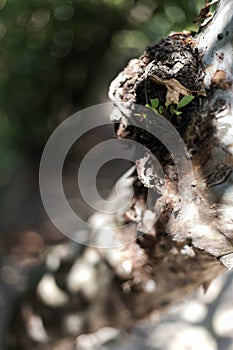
[158,106,164,114]
[146,104,158,113]
[177,95,195,110]
[174,109,183,115]
[169,104,175,116]
[150,98,159,109]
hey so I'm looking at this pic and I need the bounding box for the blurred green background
[0,0,204,233]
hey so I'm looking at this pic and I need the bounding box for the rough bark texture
[104,0,233,317]
[6,0,233,348]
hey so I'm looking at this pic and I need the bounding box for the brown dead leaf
[149,74,192,104]
[148,73,206,104]
[164,79,192,104]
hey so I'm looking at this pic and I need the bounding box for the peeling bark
[105,0,233,318]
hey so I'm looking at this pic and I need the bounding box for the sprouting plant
[169,95,195,116]
[146,95,195,117]
[145,98,159,113]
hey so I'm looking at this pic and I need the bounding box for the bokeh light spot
[112,30,149,50]
[165,5,186,24]
[31,8,50,28]
[0,0,6,11]
[128,4,153,24]
[103,0,133,8]
[54,5,75,21]
[146,14,172,38]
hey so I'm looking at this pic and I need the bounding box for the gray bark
[104,0,233,316]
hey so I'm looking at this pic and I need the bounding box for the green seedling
[145,98,160,113]
[145,95,195,117]
[169,95,195,116]
[158,105,164,114]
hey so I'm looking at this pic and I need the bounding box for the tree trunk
[103,0,233,318]
[6,0,233,348]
